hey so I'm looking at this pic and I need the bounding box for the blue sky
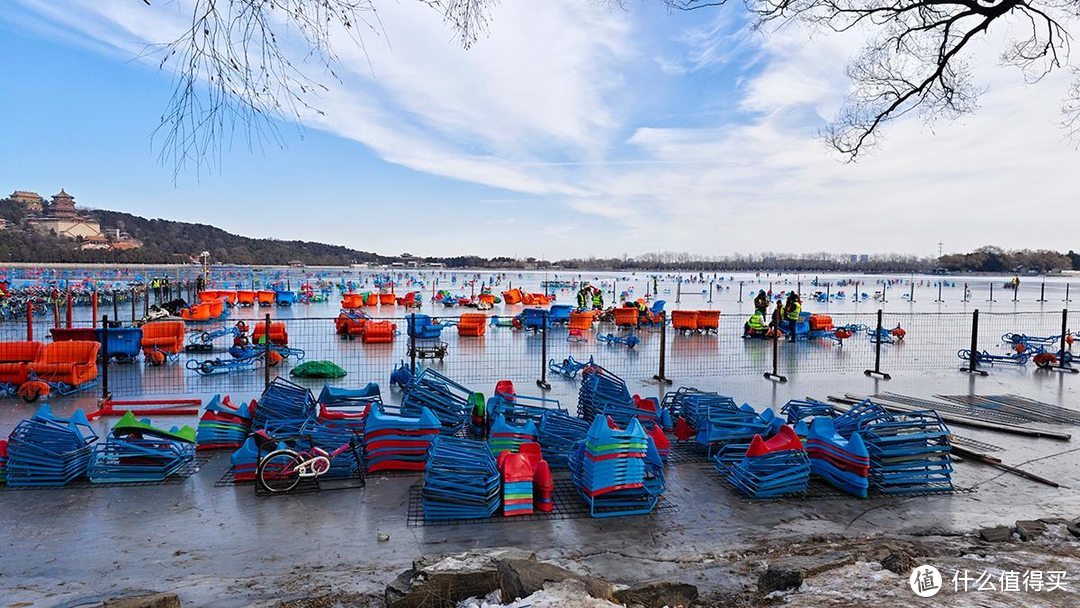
[2,1,1078,258]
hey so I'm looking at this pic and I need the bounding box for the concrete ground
[0,367,1077,607]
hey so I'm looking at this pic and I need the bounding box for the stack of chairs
[569,416,661,517]
[422,436,501,521]
[400,369,475,435]
[806,417,869,497]
[363,405,441,473]
[488,392,564,428]
[488,414,538,457]
[6,406,98,487]
[577,365,663,428]
[722,426,810,499]
[253,378,316,437]
[520,442,554,513]
[537,410,590,469]
[196,395,254,450]
[88,413,196,483]
[0,439,7,484]
[859,410,954,494]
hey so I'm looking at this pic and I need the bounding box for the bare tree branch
[143,0,495,178]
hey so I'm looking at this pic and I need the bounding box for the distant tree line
[1,199,1076,273]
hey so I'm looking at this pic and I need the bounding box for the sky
[1,1,1078,259]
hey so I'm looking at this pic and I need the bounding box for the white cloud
[9,1,1080,257]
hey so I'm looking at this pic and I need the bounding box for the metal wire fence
[1,307,1079,400]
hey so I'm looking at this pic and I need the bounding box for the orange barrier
[809,314,833,331]
[502,288,523,305]
[362,320,396,343]
[341,293,364,309]
[252,321,288,346]
[200,290,237,306]
[0,341,44,385]
[365,293,379,306]
[141,321,185,359]
[613,307,639,328]
[671,310,699,332]
[568,311,596,331]
[256,290,276,306]
[379,293,396,306]
[180,302,213,321]
[236,290,256,306]
[478,293,495,306]
[457,313,487,337]
[30,341,100,386]
[218,291,237,305]
[695,310,721,332]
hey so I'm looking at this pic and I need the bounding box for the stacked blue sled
[488,414,538,457]
[400,368,475,435]
[537,411,590,469]
[422,436,501,521]
[253,378,316,437]
[88,413,196,483]
[577,365,665,428]
[722,426,810,499]
[805,417,870,498]
[569,416,665,517]
[860,409,954,494]
[6,406,98,487]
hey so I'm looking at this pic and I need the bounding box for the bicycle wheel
[257,450,303,493]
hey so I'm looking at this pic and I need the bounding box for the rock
[979,526,1014,543]
[880,551,915,575]
[497,559,613,603]
[386,548,534,608]
[758,552,854,594]
[613,581,699,607]
[1016,520,1047,542]
[1067,518,1080,539]
[104,593,182,608]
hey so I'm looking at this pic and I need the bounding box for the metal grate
[937,394,1080,426]
[948,434,1004,453]
[873,392,1031,425]
[666,440,712,467]
[406,477,678,527]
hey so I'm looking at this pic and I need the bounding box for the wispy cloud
[9,1,1080,257]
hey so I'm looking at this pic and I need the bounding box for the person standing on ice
[754,289,769,312]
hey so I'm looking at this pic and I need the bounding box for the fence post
[988,282,995,302]
[263,313,272,391]
[826,283,831,302]
[1038,282,1047,303]
[144,286,149,316]
[764,308,787,383]
[935,282,943,302]
[1066,284,1072,303]
[26,306,33,341]
[908,281,915,303]
[963,282,969,303]
[1013,282,1019,303]
[854,281,859,304]
[92,291,98,328]
[409,313,417,376]
[708,280,713,304]
[675,277,681,304]
[101,315,111,401]
[652,311,672,385]
[536,310,551,390]
[960,309,988,376]
[1054,309,1078,374]
[113,290,119,321]
[864,309,892,379]
[881,282,887,303]
[738,281,743,303]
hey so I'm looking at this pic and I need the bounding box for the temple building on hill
[16,189,142,250]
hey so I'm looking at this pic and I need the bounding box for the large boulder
[496,559,613,603]
[613,581,699,608]
[758,551,854,594]
[386,548,535,608]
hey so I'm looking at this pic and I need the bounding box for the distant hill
[0,198,389,265]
